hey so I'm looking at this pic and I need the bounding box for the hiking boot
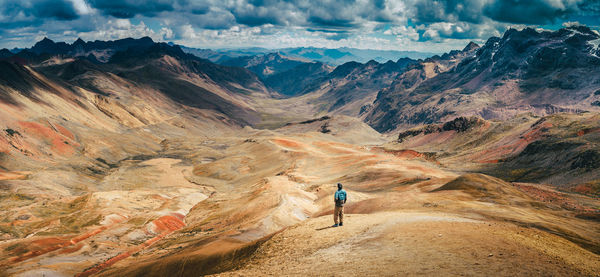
[339,222,343,226]
[332,224,339,227]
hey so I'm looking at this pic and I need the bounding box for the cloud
[0,0,79,27]
[0,0,599,52]
[562,21,582,27]
[35,0,80,20]
[69,0,92,15]
[76,18,175,41]
[384,25,420,41]
[407,0,486,24]
[482,0,583,25]
[87,0,174,18]
[417,21,504,41]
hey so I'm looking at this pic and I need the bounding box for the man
[333,183,347,227]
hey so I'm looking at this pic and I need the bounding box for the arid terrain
[1,26,600,276]
[1,114,598,276]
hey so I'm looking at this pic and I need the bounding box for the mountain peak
[462,41,480,52]
[366,59,379,66]
[34,37,55,47]
[564,25,597,36]
[0,48,13,59]
[139,36,154,43]
[73,37,85,45]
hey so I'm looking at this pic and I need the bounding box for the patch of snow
[491,42,499,59]
[588,38,600,58]
[567,28,585,36]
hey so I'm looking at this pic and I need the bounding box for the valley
[0,26,599,276]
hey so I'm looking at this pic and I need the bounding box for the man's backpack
[338,190,346,201]
[336,190,346,205]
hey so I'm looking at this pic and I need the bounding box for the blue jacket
[334,189,347,207]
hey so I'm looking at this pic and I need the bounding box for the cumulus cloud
[482,0,582,24]
[417,21,504,41]
[87,0,174,18]
[0,0,599,51]
[0,0,79,27]
[77,18,175,41]
[384,25,420,41]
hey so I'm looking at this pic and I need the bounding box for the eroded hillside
[0,33,599,277]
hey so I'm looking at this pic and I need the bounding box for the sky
[0,0,599,52]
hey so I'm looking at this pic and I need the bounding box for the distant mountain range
[2,25,600,134]
[179,45,437,65]
[219,52,309,79]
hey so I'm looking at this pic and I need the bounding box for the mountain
[365,26,600,132]
[0,48,13,59]
[219,52,308,79]
[392,112,600,196]
[303,57,419,116]
[279,47,435,65]
[263,61,333,96]
[180,46,436,65]
[18,37,155,63]
[1,37,275,134]
[178,45,233,63]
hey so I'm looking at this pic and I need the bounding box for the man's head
[337,183,343,190]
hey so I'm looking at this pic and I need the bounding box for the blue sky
[0,0,599,52]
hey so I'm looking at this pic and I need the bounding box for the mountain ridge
[365,26,600,132]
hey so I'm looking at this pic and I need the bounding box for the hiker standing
[333,183,347,227]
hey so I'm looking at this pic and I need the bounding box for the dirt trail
[216,212,600,276]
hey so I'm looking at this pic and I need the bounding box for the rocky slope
[296,57,419,116]
[263,61,333,97]
[366,26,600,132]
[2,38,274,127]
[389,113,600,196]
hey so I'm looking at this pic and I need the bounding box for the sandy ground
[216,212,599,277]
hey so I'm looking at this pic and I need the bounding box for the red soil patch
[479,159,499,164]
[55,124,75,140]
[59,243,84,254]
[312,141,356,154]
[17,121,79,156]
[271,138,303,149]
[473,121,552,163]
[151,213,186,233]
[571,183,600,196]
[513,183,598,213]
[371,147,438,164]
[5,215,126,265]
[577,128,600,137]
[77,213,186,277]
[7,237,73,264]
